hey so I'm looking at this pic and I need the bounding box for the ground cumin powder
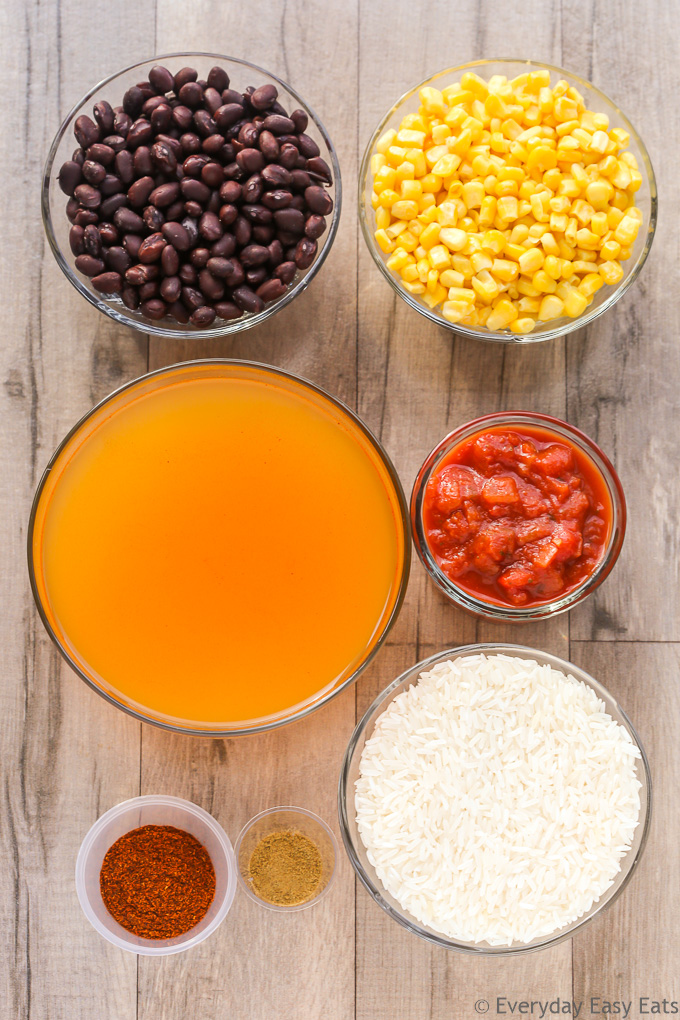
[248,829,322,906]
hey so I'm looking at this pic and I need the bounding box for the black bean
[236,147,264,174]
[100,174,123,196]
[75,254,105,276]
[261,163,292,188]
[238,123,260,149]
[304,185,333,215]
[149,65,174,93]
[232,285,264,314]
[123,86,144,118]
[223,161,245,181]
[263,114,296,135]
[126,263,159,285]
[198,268,225,301]
[210,234,237,259]
[114,110,133,137]
[72,148,86,166]
[105,246,131,275]
[133,146,153,176]
[306,156,333,183]
[181,178,211,203]
[102,134,127,154]
[221,88,244,106]
[115,149,134,184]
[183,153,210,176]
[190,305,216,326]
[141,298,167,319]
[122,285,140,310]
[159,275,181,302]
[215,103,244,130]
[151,140,177,174]
[181,216,199,246]
[179,81,203,109]
[257,277,287,302]
[74,114,99,149]
[278,143,299,170]
[93,100,115,134]
[151,103,173,133]
[294,237,317,269]
[160,244,179,276]
[82,224,102,257]
[92,271,122,293]
[74,209,99,226]
[203,134,227,157]
[143,205,165,232]
[114,207,145,234]
[242,174,264,203]
[298,133,320,158]
[246,266,268,286]
[189,247,210,268]
[172,104,194,131]
[181,285,203,310]
[128,176,155,207]
[262,188,292,210]
[100,193,128,218]
[274,260,297,285]
[198,211,223,241]
[143,95,166,117]
[305,214,326,239]
[233,216,252,247]
[214,301,241,320]
[149,182,180,207]
[87,143,116,166]
[194,108,216,136]
[242,203,273,224]
[251,84,278,111]
[58,160,82,195]
[123,234,143,259]
[99,222,118,245]
[138,232,167,263]
[267,238,283,265]
[126,119,153,149]
[69,224,85,255]
[290,109,308,133]
[74,183,102,209]
[201,162,224,188]
[240,244,270,267]
[174,67,198,91]
[274,207,305,234]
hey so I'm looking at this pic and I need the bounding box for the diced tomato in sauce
[423,426,612,607]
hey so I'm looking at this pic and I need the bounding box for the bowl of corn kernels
[359,59,657,343]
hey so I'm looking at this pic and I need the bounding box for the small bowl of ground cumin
[235,806,338,911]
[75,794,237,954]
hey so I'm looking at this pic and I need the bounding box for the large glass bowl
[339,643,652,955]
[410,411,626,621]
[359,59,656,344]
[27,359,410,736]
[42,53,341,339]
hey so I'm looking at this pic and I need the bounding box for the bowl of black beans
[43,53,341,335]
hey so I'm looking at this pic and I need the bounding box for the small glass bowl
[338,643,652,955]
[411,411,626,621]
[42,52,341,339]
[75,794,237,955]
[235,806,338,911]
[359,59,657,344]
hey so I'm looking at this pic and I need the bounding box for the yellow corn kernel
[550,211,569,233]
[375,206,391,230]
[418,204,440,225]
[401,263,419,282]
[471,270,500,302]
[590,211,608,236]
[460,72,489,97]
[599,260,624,285]
[397,128,426,148]
[400,179,422,202]
[405,148,427,177]
[613,215,640,246]
[385,145,408,168]
[440,269,465,288]
[401,113,427,132]
[575,228,600,249]
[611,162,632,190]
[527,145,558,172]
[371,153,387,174]
[416,257,430,280]
[446,286,476,303]
[480,229,506,254]
[391,200,419,221]
[533,269,557,294]
[421,173,443,193]
[398,231,417,252]
[386,249,410,272]
[579,272,604,296]
[589,130,609,155]
[452,254,473,277]
[518,247,545,274]
[394,161,416,183]
[463,233,483,254]
[429,244,452,271]
[370,191,380,209]
[426,269,440,293]
[374,166,397,194]
[516,278,541,297]
[402,280,426,295]
[540,231,561,256]
[461,180,485,209]
[559,285,588,317]
[619,247,632,260]
[607,206,625,229]
[409,220,423,237]
[510,317,536,334]
[496,196,519,223]
[517,295,541,314]
[431,124,452,145]
[543,254,562,280]
[375,229,396,253]
[431,153,462,177]
[419,222,441,249]
[571,260,596,274]
[510,224,530,244]
[478,195,497,229]
[422,285,448,309]
[471,251,493,273]
[503,242,526,262]
[492,258,518,282]
[600,239,621,260]
[425,144,449,167]
[538,295,564,320]
[378,188,400,209]
[376,129,397,155]
[486,298,519,330]
[419,86,447,115]
[441,300,471,323]
[439,227,468,251]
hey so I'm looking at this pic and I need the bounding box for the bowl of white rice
[339,645,651,954]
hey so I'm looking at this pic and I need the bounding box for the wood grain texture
[1,0,678,1017]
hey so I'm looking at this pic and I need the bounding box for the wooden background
[2,1,678,1017]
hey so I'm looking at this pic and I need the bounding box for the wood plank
[0,1,155,1017]
[356,3,573,1017]
[137,4,360,1018]
[571,641,680,1011]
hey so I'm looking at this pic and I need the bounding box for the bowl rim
[338,642,653,955]
[27,357,411,737]
[234,804,339,911]
[75,793,237,955]
[359,57,658,344]
[42,51,342,339]
[410,410,627,620]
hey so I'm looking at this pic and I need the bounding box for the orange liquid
[32,364,406,729]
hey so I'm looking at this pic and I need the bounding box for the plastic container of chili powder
[75,794,236,954]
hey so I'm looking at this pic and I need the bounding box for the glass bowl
[75,795,236,955]
[28,359,410,736]
[359,58,657,344]
[235,806,338,911]
[42,52,341,338]
[338,643,652,955]
[411,411,626,621]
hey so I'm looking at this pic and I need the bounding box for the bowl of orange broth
[28,361,410,735]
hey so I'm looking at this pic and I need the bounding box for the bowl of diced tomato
[410,411,626,620]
